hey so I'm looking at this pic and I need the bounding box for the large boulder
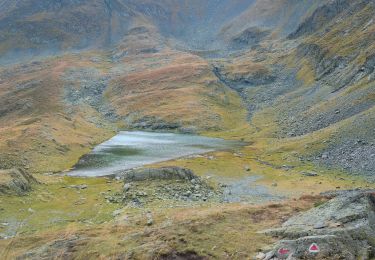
[0,168,38,195]
[260,190,375,259]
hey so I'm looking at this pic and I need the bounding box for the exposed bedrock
[0,168,39,195]
[260,190,375,259]
[115,167,197,182]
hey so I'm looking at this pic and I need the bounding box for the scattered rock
[313,221,327,229]
[74,198,86,205]
[282,165,294,171]
[146,212,153,226]
[68,184,88,190]
[300,171,319,177]
[255,252,266,259]
[112,209,123,217]
[123,183,132,192]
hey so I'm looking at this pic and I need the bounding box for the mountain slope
[0,0,258,62]
[0,23,248,173]
[220,0,325,43]
[214,0,375,178]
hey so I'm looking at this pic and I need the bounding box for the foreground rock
[260,190,375,259]
[0,168,38,195]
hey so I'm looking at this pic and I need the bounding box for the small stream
[68,131,244,177]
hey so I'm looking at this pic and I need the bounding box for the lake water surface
[68,131,243,177]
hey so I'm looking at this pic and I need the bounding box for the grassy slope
[0,55,116,173]
[0,176,328,259]
[107,49,248,133]
[0,42,249,174]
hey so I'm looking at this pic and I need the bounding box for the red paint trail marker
[278,248,290,255]
[309,243,320,253]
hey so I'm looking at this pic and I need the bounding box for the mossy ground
[0,176,121,236]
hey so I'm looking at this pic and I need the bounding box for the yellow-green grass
[0,176,121,236]
[0,190,322,259]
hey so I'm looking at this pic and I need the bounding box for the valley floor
[1,118,373,259]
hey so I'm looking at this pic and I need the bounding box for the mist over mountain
[0,0,259,61]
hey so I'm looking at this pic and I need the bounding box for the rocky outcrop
[289,0,351,39]
[115,167,197,182]
[295,43,375,92]
[63,67,119,122]
[230,27,270,49]
[213,63,298,120]
[128,116,181,131]
[0,168,38,195]
[109,167,219,205]
[289,0,372,39]
[260,190,375,259]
